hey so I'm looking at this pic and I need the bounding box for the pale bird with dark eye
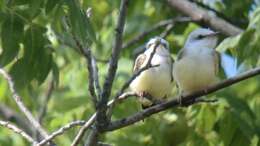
[130,37,174,109]
[173,28,220,98]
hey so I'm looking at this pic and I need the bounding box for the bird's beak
[205,31,220,37]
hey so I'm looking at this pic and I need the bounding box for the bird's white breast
[130,53,173,100]
[173,48,217,95]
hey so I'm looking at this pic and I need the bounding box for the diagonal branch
[122,17,191,49]
[0,103,34,136]
[36,120,85,146]
[104,66,260,131]
[0,120,37,144]
[167,0,243,36]
[0,68,50,140]
[38,79,55,124]
[132,17,188,57]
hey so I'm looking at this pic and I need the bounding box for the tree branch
[84,129,99,146]
[0,103,34,136]
[188,0,248,26]
[0,68,50,140]
[104,66,260,131]
[167,0,243,36]
[92,57,102,100]
[36,120,85,146]
[71,113,96,146]
[0,120,37,144]
[122,17,191,49]
[96,0,129,130]
[38,79,55,124]
[132,17,189,57]
[73,36,98,106]
[71,92,137,146]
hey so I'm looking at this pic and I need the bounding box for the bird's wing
[176,48,186,61]
[213,51,220,75]
[133,53,147,73]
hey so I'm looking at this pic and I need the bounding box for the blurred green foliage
[0,0,260,146]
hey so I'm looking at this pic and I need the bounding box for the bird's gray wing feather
[176,48,186,61]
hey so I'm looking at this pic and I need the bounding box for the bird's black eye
[197,35,205,39]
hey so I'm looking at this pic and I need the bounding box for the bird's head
[146,36,170,55]
[184,28,219,49]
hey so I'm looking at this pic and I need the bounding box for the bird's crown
[146,36,169,50]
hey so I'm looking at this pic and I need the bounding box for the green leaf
[218,112,237,146]
[10,25,53,89]
[0,14,24,66]
[65,0,96,46]
[45,0,62,14]
[29,0,44,18]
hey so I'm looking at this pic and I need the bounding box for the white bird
[173,28,220,97]
[130,37,174,109]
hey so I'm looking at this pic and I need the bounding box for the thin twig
[92,57,102,100]
[160,24,174,38]
[132,17,190,57]
[71,114,97,146]
[71,92,137,146]
[36,120,85,146]
[0,103,34,136]
[38,79,55,124]
[103,66,260,131]
[123,17,191,49]
[0,68,50,140]
[0,120,36,144]
[167,0,243,36]
[73,36,98,105]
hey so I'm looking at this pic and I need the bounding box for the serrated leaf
[0,14,24,66]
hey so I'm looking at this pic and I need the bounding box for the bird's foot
[178,94,194,107]
[138,92,153,101]
[178,95,184,106]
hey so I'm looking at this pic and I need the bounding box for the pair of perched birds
[130,28,220,108]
